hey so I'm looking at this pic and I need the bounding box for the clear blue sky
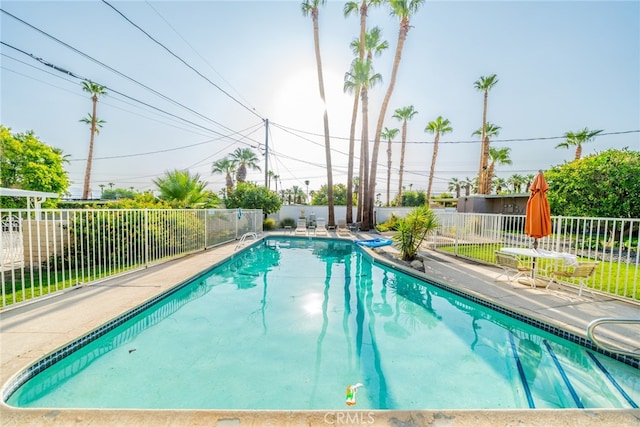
[2,0,639,199]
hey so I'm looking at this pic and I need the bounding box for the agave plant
[393,205,439,261]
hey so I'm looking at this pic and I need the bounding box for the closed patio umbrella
[525,170,552,249]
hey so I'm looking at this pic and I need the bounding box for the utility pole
[264,118,269,187]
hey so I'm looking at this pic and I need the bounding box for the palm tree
[424,116,453,203]
[507,173,526,193]
[381,127,399,206]
[302,0,335,227]
[556,127,603,160]
[79,114,105,134]
[493,177,508,194]
[462,177,475,196]
[81,81,107,200]
[229,148,260,183]
[212,157,236,195]
[153,169,208,208]
[367,0,424,229]
[448,178,461,199]
[472,121,501,194]
[344,58,382,224]
[343,21,387,224]
[392,105,418,207]
[486,147,512,193]
[291,185,305,204]
[473,74,498,195]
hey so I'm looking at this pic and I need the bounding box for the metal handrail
[587,318,640,358]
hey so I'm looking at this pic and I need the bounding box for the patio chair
[315,218,328,235]
[494,251,533,284]
[294,219,308,235]
[336,219,350,237]
[547,262,598,297]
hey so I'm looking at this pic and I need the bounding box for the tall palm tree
[229,148,260,183]
[302,0,335,227]
[211,157,236,196]
[472,121,501,194]
[473,74,498,195]
[486,147,512,194]
[344,58,382,223]
[424,116,452,202]
[448,177,461,199]
[81,81,107,200]
[153,169,208,208]
[366,0,424,229]
[79,114,105,134]
[344,23,387,224]
[381,126,399,206]
[556,127,603,160]
[392,105,418,207]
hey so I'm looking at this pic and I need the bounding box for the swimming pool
[4,237,639,409]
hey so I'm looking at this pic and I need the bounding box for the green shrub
[393,206,439,261]
[263,218,276,231]
[280,218,296,228]
[376,213,401,232]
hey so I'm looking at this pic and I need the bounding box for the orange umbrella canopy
[525,171,552,245]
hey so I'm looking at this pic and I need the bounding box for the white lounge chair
[336,219,350,237]
[294,219,307,235]
[316,218,328,235]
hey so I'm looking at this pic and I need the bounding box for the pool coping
[1,233,639,426]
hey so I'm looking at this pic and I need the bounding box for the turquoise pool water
[5,238,639,409]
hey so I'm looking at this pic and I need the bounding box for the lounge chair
[336,219,350,236]
[315,218,328,235]
[547,262,598,296]
[294,219,307,235]
[494,251,532,284]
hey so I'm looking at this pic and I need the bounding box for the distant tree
[486,146,512,193]
[447,178,461,199]
[400,190,426,207]
[229,148,260,183]
[153,169,212,208]
[311,183,353,206]
[473,73,499,194]
[392,105,419,206]
[546,148,640,219]
[102,188,137,200]
[0,125,69,208]
[225,182,282,214]
[212,157,236,194]
[424,116,453,202]
[556,127,603,160]
[81,81,107,200]
[381,127,400,206]
[507,173,527,193]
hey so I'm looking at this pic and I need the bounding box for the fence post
[144,209,149,267]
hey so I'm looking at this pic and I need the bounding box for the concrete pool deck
[1,231,639,426]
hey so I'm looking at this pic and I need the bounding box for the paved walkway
[1,231,639,426]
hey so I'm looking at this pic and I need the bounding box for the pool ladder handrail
[235,232,259,250]
[586,317,640,358]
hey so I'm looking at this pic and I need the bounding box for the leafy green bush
[280,218,296,228]
[376,213,401,232]
[263,218,276,231]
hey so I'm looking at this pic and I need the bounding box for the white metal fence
[430,212,639,302]
[0,208,262,308]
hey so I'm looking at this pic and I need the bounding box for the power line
[273,121,640,145]
[0,40,264,148]
[101,0,263,121]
